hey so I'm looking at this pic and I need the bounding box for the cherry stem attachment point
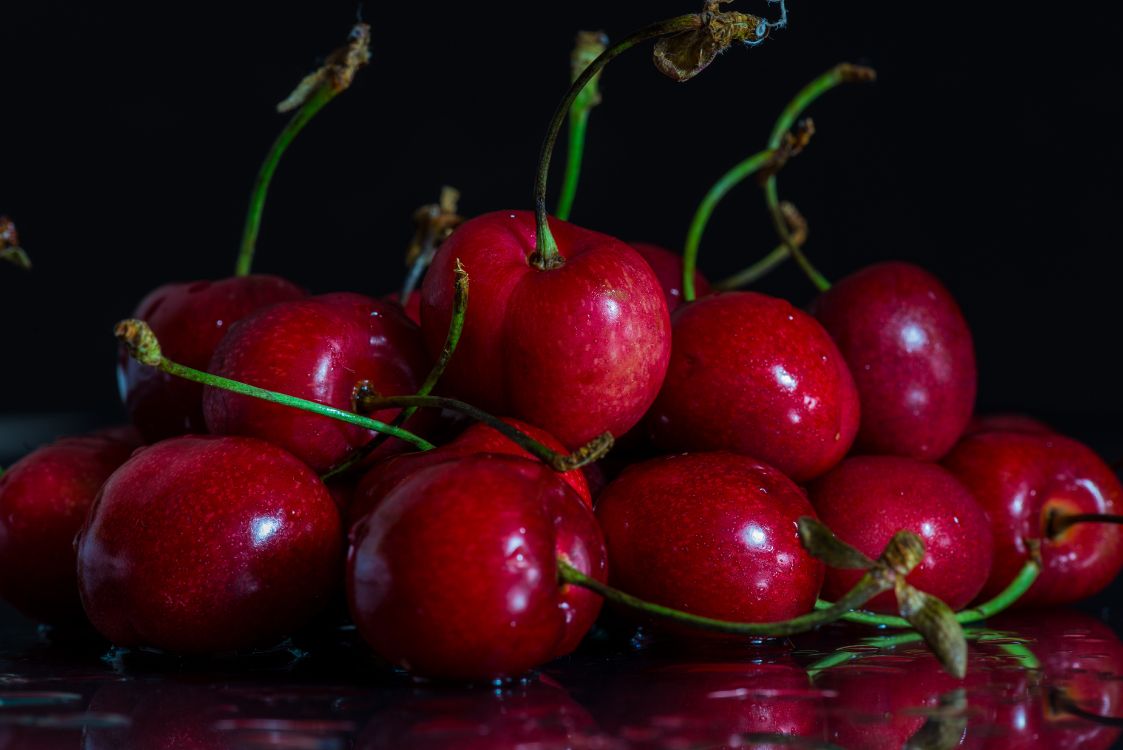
[1046,510,1123,538]
[1050,687,1123,727]
[0,216,31,270]
[114,318,433,452]
[235,23,371,277]
[556,31,608,223]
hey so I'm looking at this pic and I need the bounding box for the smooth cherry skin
[631,241,711,313]
[347,454,606,681]
[120,275,304,442]
[420,211,671,448]
[76,435,341,654]
[204,293,431,473]
[0,430,139,624]
[943,431,1123,607]
[809,455,992,612]
[811,261,977,461]
[647,292,860,483]
[595,451,824,624]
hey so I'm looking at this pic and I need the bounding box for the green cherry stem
[114,319,434,452]
[555,31,608,222]
[235,23,371,277]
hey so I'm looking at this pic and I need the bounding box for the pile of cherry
[2,5,1121,689]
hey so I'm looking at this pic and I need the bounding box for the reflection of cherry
[84,682,237,750]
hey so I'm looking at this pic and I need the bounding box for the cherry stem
[114,319,434,452]
[555,32,608,222]
[532,14,702,269]
[1050,687,1123,727]
[1047,510,1123,538]
[322,262,470,480]
[356,393,613,472]
[812,557,1041,629]
[400,187,463,305]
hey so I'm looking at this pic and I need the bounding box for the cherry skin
[630,241,711,313]
[384,291,421,325]
[347,454,606,681]
[811,261,977,461]
[348,417,590,525]
[647,292,860,483]
[942,430,1123,607]
[420,211,671,448]
[808,455,992,612]
[76,435,341,654]
[595,451,824,625]
[204,292,431,473]
[119,275,304,442]
[0,429,139,625]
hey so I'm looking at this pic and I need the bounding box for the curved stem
[556,31,607,222]
[533,15,702,268]
[1050,687,1123,727]
[813,558,1041,629]
[1047,511,1123,537]
[713,244,787,290]
[114,320,433,452]
[764,177,830,292]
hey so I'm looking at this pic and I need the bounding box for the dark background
[1,1,1120,458]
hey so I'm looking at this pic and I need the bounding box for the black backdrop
[1,1,1121,451]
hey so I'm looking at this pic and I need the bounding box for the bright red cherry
[943,430,1123,607]
[76,435,341,654]
[420,211,671,448]
[0,429,139,625]
[347,454,606,681]
[119,275,304,442]
[811,262,977,461]
[809,455,992,612]
[631,241,711,313]
[647,292,860,482]
[204,292,431,473]
[595,451,824,625]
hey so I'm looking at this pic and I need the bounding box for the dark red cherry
[943,430,1123,607]
[204,292,431,473]
[119,275,304,442]
[383,291,421,325]
[811,262,976,461]
[347,454,606,681]
[595,451,824,625]
[0,429,139,624]
[631,241,711,313]
[809,455,992,612]
[420,211,671,448]
[963,412,1053,438]
[76,435,341,654]
[647,292,860,482]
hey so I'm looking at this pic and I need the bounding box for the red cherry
[943,430,1123,607]
[595,451,824,625]
[964,412,1053,438]
[383,291,421,325]
[811,262,977,461]
[347,454,605,681]
[203,292,431,473]
[76,435,341,654]
[630,241,711,313]
[420,211,671,448]
[119,275,304,441]
[647,292,860,482]
[809,455,992,612]
[0,429,139,625]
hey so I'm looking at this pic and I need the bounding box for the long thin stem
[556,32,607,222]
[1047,511,1123,537]
[764,177,830,291]
[713,244,787,290]
[114,320,434,452]
[813,558,1041,629]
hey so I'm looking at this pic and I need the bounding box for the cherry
[203,293,431,473]
[809,455,992,612]
[0,428,139,625]
[811,261,977,461]
[631,241,711,313]
[942,430,1123,607]
[76,435,341,654]
[347,454,606,681]
[383,291,421,325]
[647,292,860,482]
[595,451,824,625]
[964,412,1053,438]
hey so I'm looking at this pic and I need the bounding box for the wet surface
[3,605,1123,749]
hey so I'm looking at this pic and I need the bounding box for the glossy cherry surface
[204,292,431,473]
[631,241,711,313]
[812,261,976,461]
[0,429,139,625]
[347,454,605,681]
[647,292,860,482]
[943,430,1123,606]
[420,211,671,448]
[809,455,992,612]
[76,435,341,654]
[119,275,304,442]
[595,451,824,624]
